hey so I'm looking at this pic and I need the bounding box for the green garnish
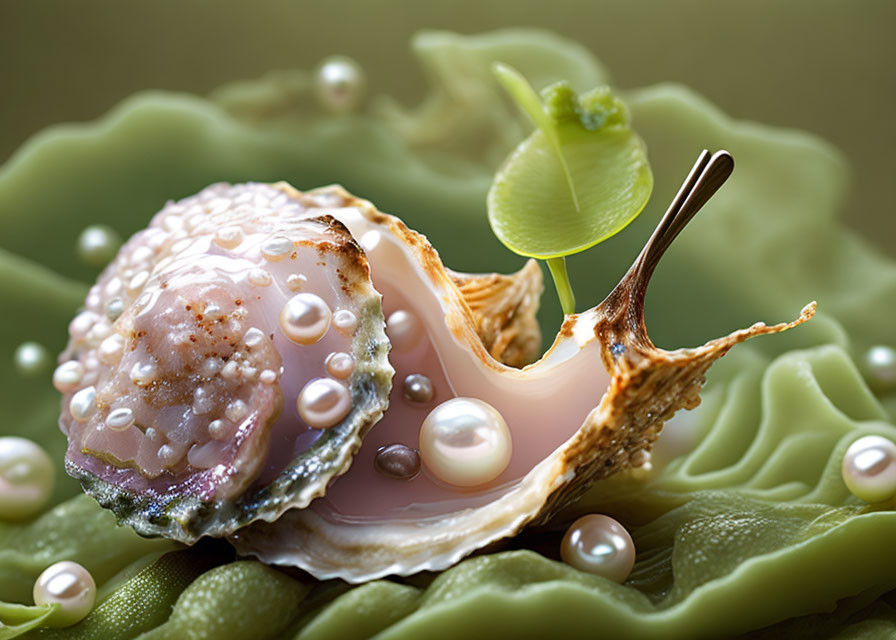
[487,63,653,315]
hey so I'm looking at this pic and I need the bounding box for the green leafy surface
[1,28,895,638]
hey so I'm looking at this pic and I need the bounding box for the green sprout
[487,63,653,315]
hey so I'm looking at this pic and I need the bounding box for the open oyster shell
[230,151,815,582]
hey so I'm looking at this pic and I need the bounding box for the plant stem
[546,257,576,316]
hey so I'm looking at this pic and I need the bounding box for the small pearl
[247,268,272,287]
[287,274,307,291]
[261,235,294,261]
[129,361,158,387]
[97,335,125,366]
[0,437,54,520]
[192,386,215,415]
[325,352,355,379]
[842,435,896,503]
[374,444,421,480]
[403,374,434,403]
[157,444,180,467]
[864,345,896,388]
[69,387,97,422]
[53,361,85,392]
[332,309,358,335]
[208,419,234,441]
[33,561,96,627]
[243,327,266,348]
[561,514,636,583]
[127,271,150,295]
[386,310,422,352]
[297,378,352,429]
[419,397,512,487]
[201,357,224,377]
[69,311,97,340]
[105,407,135,432]
[77,225,121,267]
[14,342,50,377]
[280,293,332,345]
[105,298,125,321]
[314,56,366,115]
[221,361,240,380]
[225,399,249,423]
[213,226,244,250]
[259,369,278,385]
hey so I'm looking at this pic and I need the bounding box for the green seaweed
[1,28,895,639]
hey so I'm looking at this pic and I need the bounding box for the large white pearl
[0,437,55,521]
[14,342,50,377]
[864,345,896,388]
[77,225,121,267]
[280,293,332,345]
[842,435,896,503]
[298,378,352,429]
[561,514,636,583]
[419,397,512,487]
[314,56,365,115]
[33,561,96,627]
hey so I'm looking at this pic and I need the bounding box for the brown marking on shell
[448,259,543,368]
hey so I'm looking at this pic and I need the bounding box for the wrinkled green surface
[1,28,896,639]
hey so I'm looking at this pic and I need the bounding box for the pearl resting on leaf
[55,151,815,581]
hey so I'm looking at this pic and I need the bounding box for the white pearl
[243,327,266,348]
[259,369,278,385]
[247,268,272,287]
[261,235,294,261]
[130,361,158,387]
[97,335,125,365]
[208,419,234,441]
[561,514,636,583]
[105,297,125,321]
[69,387,97,422]
[280,293,332,345]
[201,357,224,377]
[842,435,896,503]
[287,274,307,291]
[325,352,355,379]
[332,309,358,335]
[53,361,85,392]
[157,444,180,467]
[419,397,512,487]
[105,407,135,432]
[297,378,351,429]
[213,226,244,250]
[865,345,896,388]
[77,225,121,267]
[0,437,54,520]
[192,387,215,415]
[314,56,366,115]
[68,311,97,340]
[14,342,50,376]
[386,310,422,352]
[33,561,96,627]
[127,270,150,295]
[225,399,249,423]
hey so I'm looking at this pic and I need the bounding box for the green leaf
[0,602,56,639]
[488,66,653,260]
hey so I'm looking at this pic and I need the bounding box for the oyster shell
[230,151,814,581]
[57,183,394,543]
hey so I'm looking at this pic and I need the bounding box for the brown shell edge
[533,301,817,525]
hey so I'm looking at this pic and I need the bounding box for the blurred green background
[1,0,893,254]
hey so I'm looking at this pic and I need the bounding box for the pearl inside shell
[298,378,352,429]
[561,514,636,583]
[280,293,332,345]
[419,397,512,487]
[842,435,896,503]
[33,561,96,627]
[0,437,55,521]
